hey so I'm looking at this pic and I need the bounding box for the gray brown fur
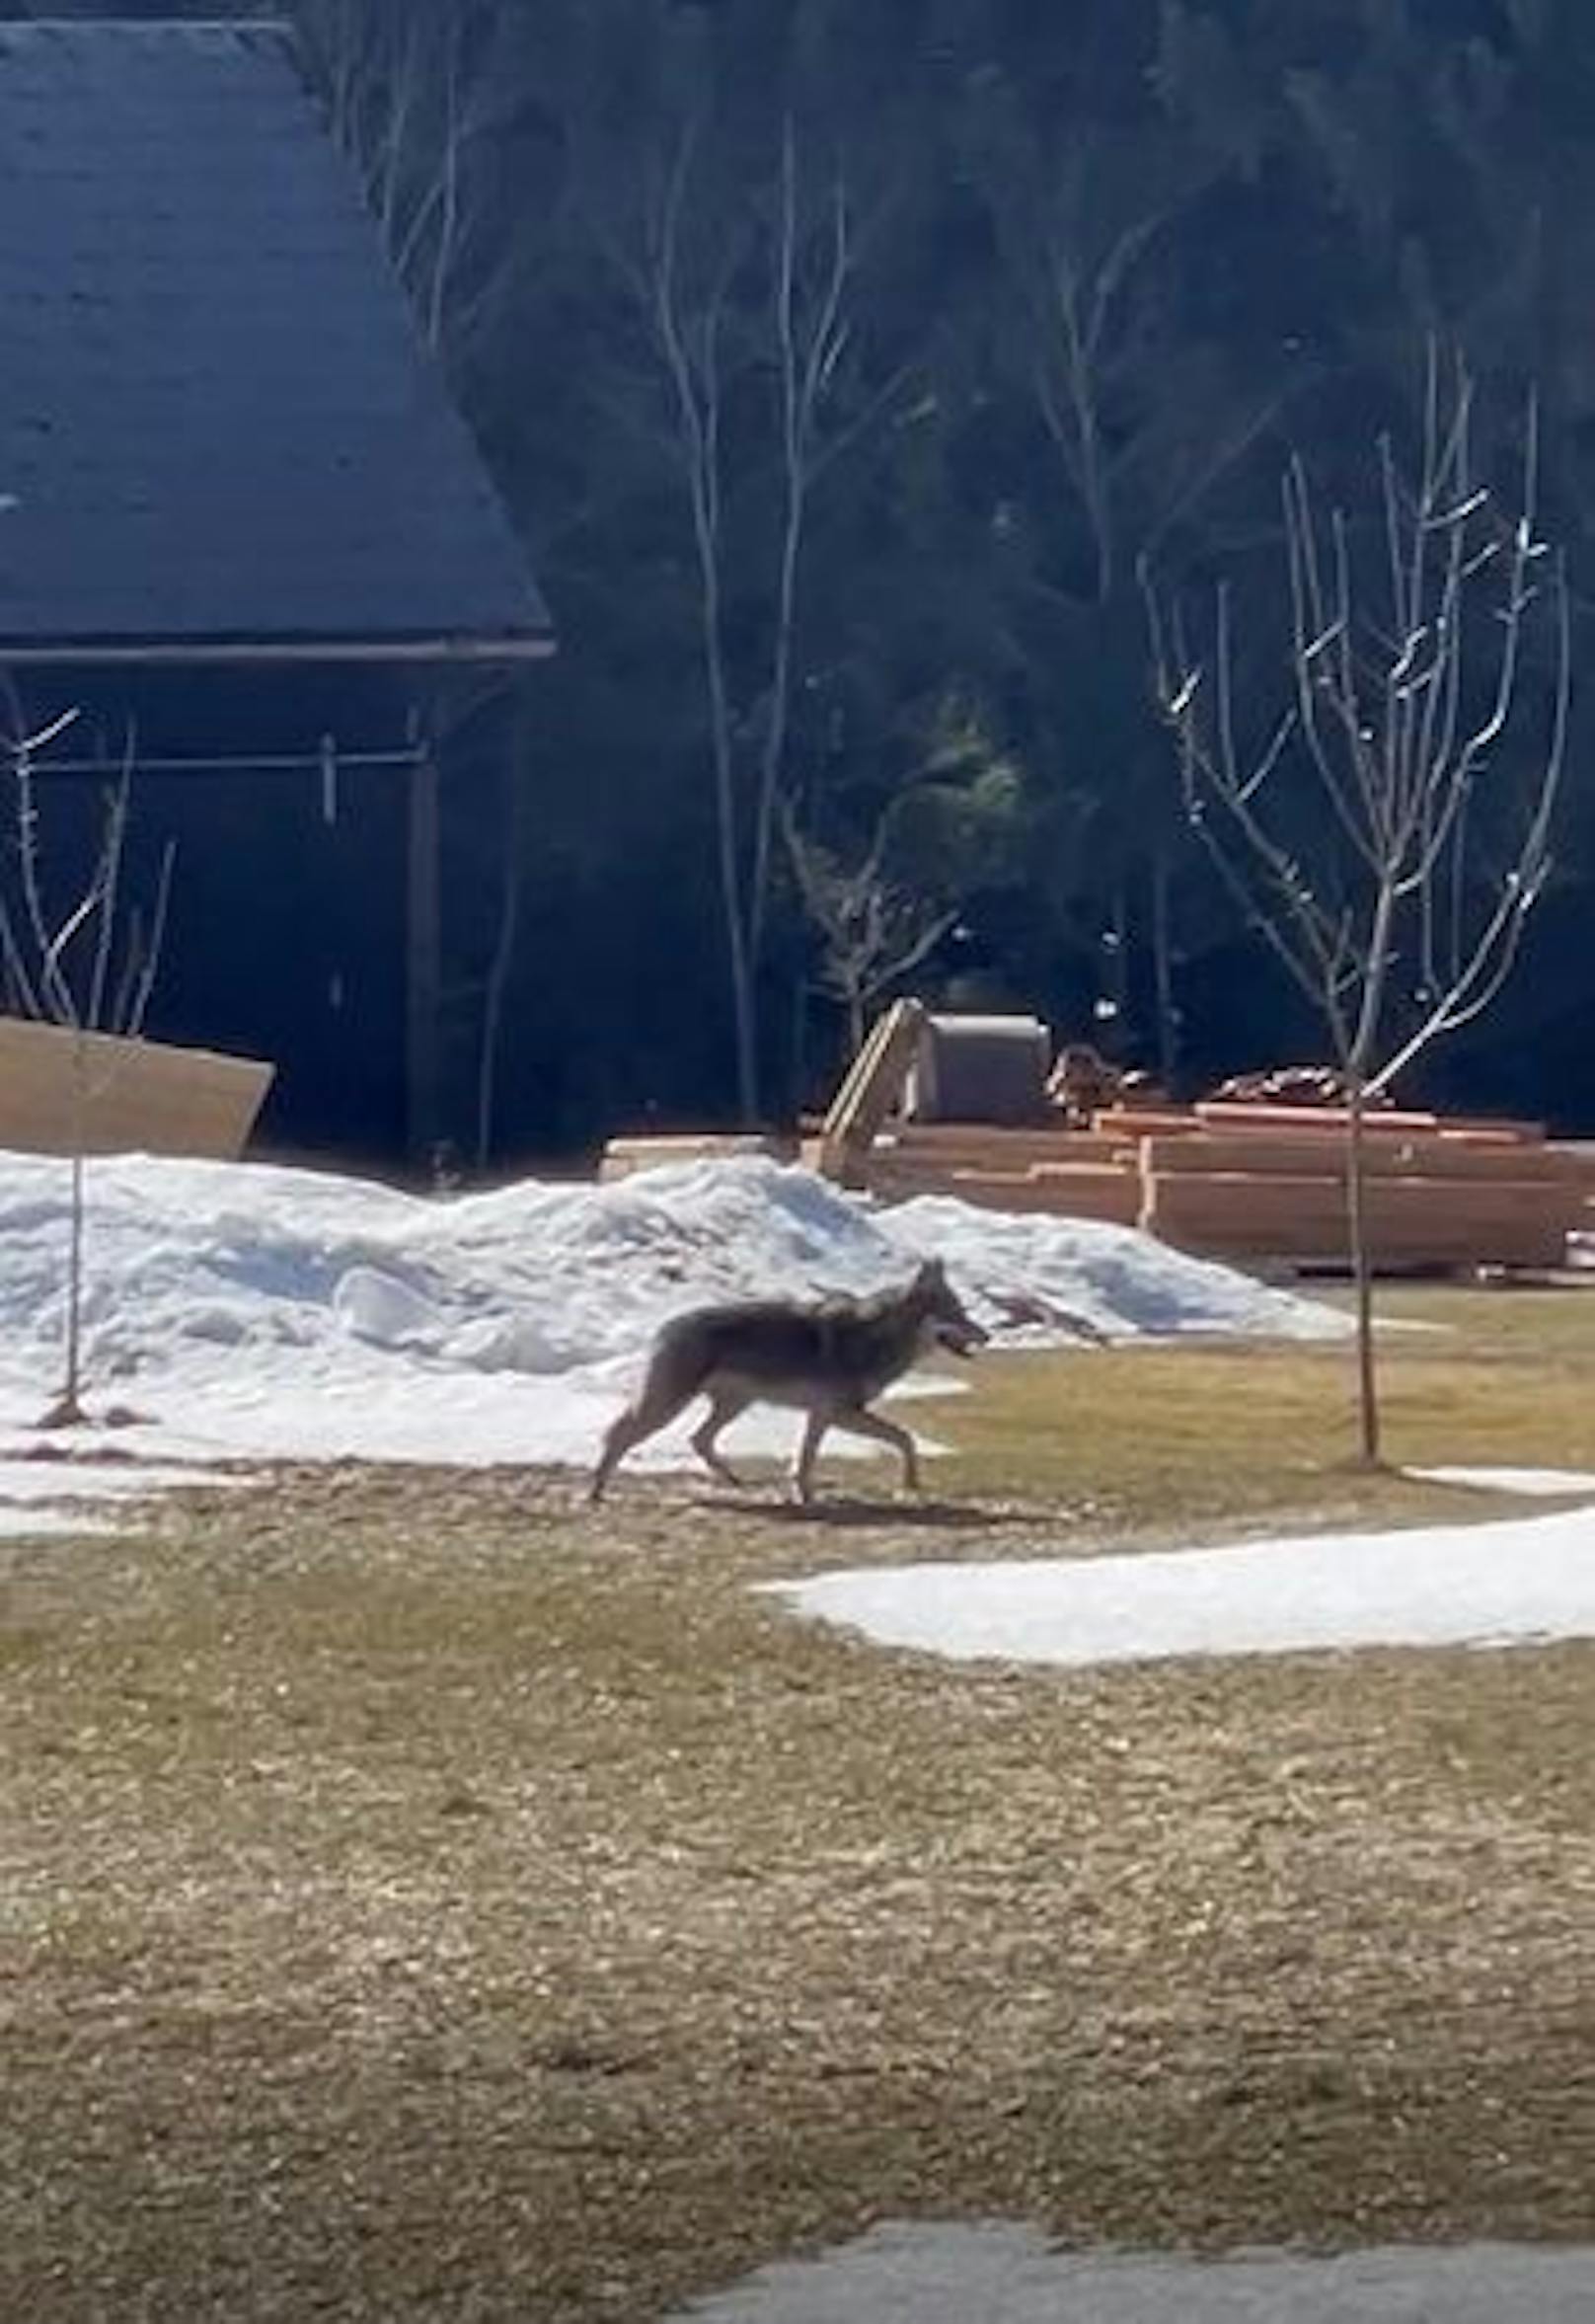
[588,1258,986,1505]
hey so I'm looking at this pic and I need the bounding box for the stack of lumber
[861,1123,1142,1225]
[844,1094,1589,1272]
[604,997,1591,1271]
[1137,1106,1584,1271]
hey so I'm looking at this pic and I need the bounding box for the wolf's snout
[934,1313,988,1357]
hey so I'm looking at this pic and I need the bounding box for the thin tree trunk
[1150,849,1177,1087]
[475,750,526,1173]
[789,968,808,1125]
[44,1048,90,1430]
[64,1145,85,1417]
[1106,886,1130,1044]
[405,732,443,1170]
[846,983,867,1062]
[1345,1078,1381,1468]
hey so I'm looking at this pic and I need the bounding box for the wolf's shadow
[689,1491,1004,1530]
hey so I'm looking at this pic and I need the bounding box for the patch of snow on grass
[671,2220,1595,2324]
[764,1504,1595,1668]
[1406,1464,1595,1497]
[0,1453,233,1539]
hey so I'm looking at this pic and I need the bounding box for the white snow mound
[0,1148,1343,1473]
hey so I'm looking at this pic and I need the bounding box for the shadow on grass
[688,1491,1011,1530]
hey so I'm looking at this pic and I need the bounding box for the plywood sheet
[0,1015,271,1160]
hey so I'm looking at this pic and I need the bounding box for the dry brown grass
[2,1284,1592,2320]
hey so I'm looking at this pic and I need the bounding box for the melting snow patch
[0,1453,241,1540]
[763,1504,1595,1668]
[670,2221,1595,2324]
[1405,1464,1595,1498]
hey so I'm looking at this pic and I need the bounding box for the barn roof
[0,18,552,664]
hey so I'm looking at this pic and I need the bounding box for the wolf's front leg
[691,1390,748,1488]
[834,1405,921,1492]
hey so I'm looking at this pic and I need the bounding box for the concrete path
[672,2222,1595,2322]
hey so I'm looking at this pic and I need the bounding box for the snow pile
[0,1149,1344,1471]
[766,1503,1595,1667]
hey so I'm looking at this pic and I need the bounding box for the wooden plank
[866,1157,1138,1194]
[1140,1133,1588,1183]
[823,1005,893,1130]
[1144,1169,1576,1267]
[1025,1160,1143,1187]
[874,1124,1136,1167]
[866,1164,1141,1223]
[1090,1107,1202,1138]
[818,997,925,1182]
[0,1015,272,1160]
[1172,1221,1567,1270]
[1148,1171,1581,1221]
[1437,1117,1547,1144]
[1193,1101,1442,1135]
[1149,1212,1566,1269]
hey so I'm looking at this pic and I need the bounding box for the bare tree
[299,0,508,359]
[976,116,1300,1085]
[0,712,174,1427]
[1144,348,1570,1465]
[606,113,898,1123]
[781,797,955,1059]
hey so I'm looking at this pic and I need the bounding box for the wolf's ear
[915,1256,947,1285]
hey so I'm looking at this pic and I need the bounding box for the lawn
[2,1284,1591,2320]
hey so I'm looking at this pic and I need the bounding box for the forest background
[14,0,1592,1158]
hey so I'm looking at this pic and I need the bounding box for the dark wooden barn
[0,17,552,1164]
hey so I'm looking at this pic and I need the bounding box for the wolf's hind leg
[793,1411,829,1505]
[589,1368,695,1504]
[691,1390,749,1487]
[588,1406,646,1503]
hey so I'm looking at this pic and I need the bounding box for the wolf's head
[910,1257,988,1358]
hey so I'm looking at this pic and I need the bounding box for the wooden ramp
[0,1016,272,1160]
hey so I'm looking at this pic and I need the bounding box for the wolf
[588,1257,987,1506]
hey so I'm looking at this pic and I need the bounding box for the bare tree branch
[1144,349,1569,1464]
